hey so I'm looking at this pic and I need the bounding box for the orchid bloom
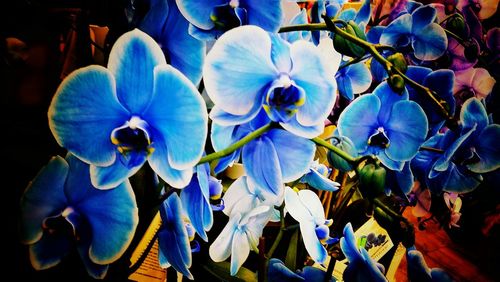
[380,5,448,61]
[20,154,138,279]
[453,67,496,103]
[337,81,428,171]
[209,205,272,275]
[300,160,341,192]
[176,0,283,40]
[443,192,462,228]
[204,25,338,139]
[284,187,334,264]
[48,29,208,189]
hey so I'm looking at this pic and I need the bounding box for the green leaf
[285,229,299,271]
[201,261,258,282]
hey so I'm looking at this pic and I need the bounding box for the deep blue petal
[432,127,474,173]
[468,125,500,173]
[20,156,69,244]
[90,153,145,190]
[77,242,109,279]
[48,66,128,166]
[337,69,354,100]
[210,105,261,126]
[406,249,432,281]
[267,258,305,281]
[385,101,428,161]
[380,14,412,47]
[412,23,447,60]
[108,29,166,114]
[176,0,223,29]
[158,193,193,279]
[243,136,283,195]
[406,66,432,86]
[340,223,363,262]
[65,155,139,264]
[411,5,437,31]
[355,0,372,26]
[144,65,207,170]
[366,26,384,44]
[338,94,381,153]
[243,0,283,32]
[370,54,389,82]
[267,129,315,182]
[339,8,356,22]
[302,168,340,192]
[373,82,409,125]
[28,233,71,271]
[204,25,277,116]
[460,98,489,133]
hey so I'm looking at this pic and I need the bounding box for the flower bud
[333,21,367,58]
[446,15,467,39]
[357,163,386,200]
[387,53,408,74]
[327,136,358,172]
[388,74,405,94]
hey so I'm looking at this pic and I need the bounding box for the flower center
[368,127,390,148]
[111,116,154,156]
[42,207,82,240]
[263,74,305,123]
[210,2,247,31]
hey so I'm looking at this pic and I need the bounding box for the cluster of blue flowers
[19,0,498,281]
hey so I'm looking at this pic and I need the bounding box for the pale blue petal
[203,25,277,115]
[301,221,327,263]
[461,98,489,133]
[373,82,409,125]
[303,168,340,192]
[339,9,356,22]
[48,66,128,166]
[180,164,213,241]
[148,132,193,188]
[289,41,337,126]
[144,65,207,170]
[243,136,282,195]
[210,105,261,126]
[379,152,405,171]
[411,5,437,31]
[299,190,326,224]
[268,129,315,182]
[28,233,71,270]
[158,247,170,268]
[270,34,292,73]
[209,213,240,262]
[176,0,223,29]
[380,14,412,47]
[223,176,259,217]
[385,101,428,161]
[107,29,166,114]
[284,187,311,223]
[468,125,500,173]
[158,193,193,279]
[20,156,69,244]
[230,230,251,275]
[280,118,324,139]
[337,95,380,153]
[412,23,447,60]
[90,153,145,190]
[65,155,139,264]
[337,70,354,100]
[188,24,222,41]
[210,122,237,152]
[244,0,283,32]
[346,62,372,94]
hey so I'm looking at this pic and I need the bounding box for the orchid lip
[111,116,153,156]
[368,127,390,148]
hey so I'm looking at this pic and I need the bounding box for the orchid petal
[209,213,240,262]
[48,66,128,166]
[301,222,327,263]
[230,230,251,275]
[469,125,500,173]
[243,136,282,195]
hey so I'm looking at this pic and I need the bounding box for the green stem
[419,146,445,153]
[312,137,357,164]
[266,204,286,258]
[197,122,275,164]
[338,54,370,70]
[279,23,329,33]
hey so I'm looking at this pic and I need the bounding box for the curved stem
[279,23,328,33]
[266,204,286,258]
[311,137,357,164]
[197,122,275,164]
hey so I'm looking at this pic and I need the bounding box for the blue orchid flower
[20,154,138,279]
[267,258,335,282]
[48,29,208,189]
[140,0,206,85]
[340,223,388,282]
[158,193,194,280]
[176,0,283,41]
[301,160,341,192]
[337,81,428,171]
[284,187,335,264]
[180,162,219,242]
[412,98,500,193]
[204,25,338,139]
[223,175,283,222]
[280,3,311,43]
[336,60,372,100]
[209,205,272,276]
[405,66,456,137]
[406,246,453,281]
[211,109,316,197]
[379,5,448,61]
